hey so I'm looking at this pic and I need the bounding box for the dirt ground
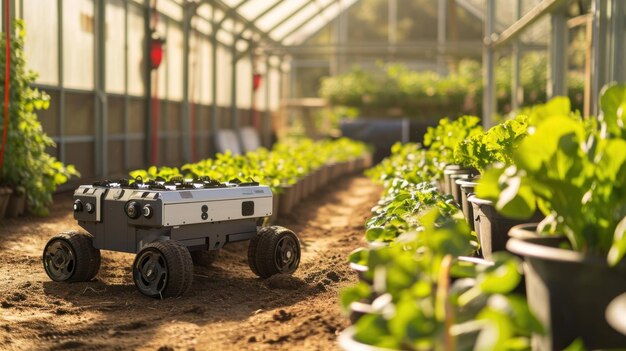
[0,176,381,351]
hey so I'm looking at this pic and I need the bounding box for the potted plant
[340,210,540,350]
[422,116,483,195]
[476,85,626,349]
[1,21,79,216]
[453,114,539,258]
[0,186,11,219]
[5,185,24,217]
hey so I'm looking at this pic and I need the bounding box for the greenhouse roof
[153,0,360,48]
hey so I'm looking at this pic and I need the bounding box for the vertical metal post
[482,0,495,128]
[591,0,608,115]
[95,0,107,176]
[230,39,238,129]
[511,0,522,110]
[124,0,130,170]
[388,0,397,60]
[58,0,66,163]
[437,0,447,73]
[264,56,271,147]
[211,19,218,134]
[333,0,347,75]
[548,6,568,98]
[181,5,191,163]
[143,0,153,166]
[609,0,625,82]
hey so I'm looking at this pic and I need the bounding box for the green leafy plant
[454,115,529,172]
[476,86,626,265]
[423,115,483,173]
[343,210,540,350]
[0,21,79,216]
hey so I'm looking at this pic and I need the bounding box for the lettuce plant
[453,115,529,172]
[476,86,626,265]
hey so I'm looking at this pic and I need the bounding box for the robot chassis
[42,177,301,298]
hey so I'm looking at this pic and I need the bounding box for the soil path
[0,176,380,351]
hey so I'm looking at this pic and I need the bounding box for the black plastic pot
[468,196,543,259]
[0,187,13,219]
[278,185,295,217]
[5,190,26,218]
[443,165,476,196]
[457,177,480,231]
[507,224,626,350]
[450,173,472,205]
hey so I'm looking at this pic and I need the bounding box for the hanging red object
[149,36,165,70]
[252,73,262,92]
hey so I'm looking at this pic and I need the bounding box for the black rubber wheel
[248,226,301,278]
[190,249,220,267]
[43,231,101,282]
[132,240,193,298]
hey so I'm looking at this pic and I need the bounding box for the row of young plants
[129,137,372,220]
[341,84,626,350]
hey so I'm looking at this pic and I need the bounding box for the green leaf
[599,84,626,139]
[477,253,522,294]
[340,282,371,312]
[608,216,626,266]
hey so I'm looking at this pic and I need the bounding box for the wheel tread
[135,240,193,298]
[251,226,300,278]
[43,231,101,282]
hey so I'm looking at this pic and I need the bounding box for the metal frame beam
[275,0,335,43]
[491,0,569,48]
[548,4,568,97]
[95,0,107,176]
[482,0,496,128]
[264,0,316,42]
[511,0,522,110]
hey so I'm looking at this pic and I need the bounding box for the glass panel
[157,0,183,22]
[64,92,95,136]
[255,0,310,32]
[222,0,245,7]
[63,0,95,90]
[216,45,232,106]
[239,0,281,20]
[23,0,58,85]
[128,3,145,96]
[190,36,212,105]
[236,57,252,109]
[106,0,126,93]
[192,16,211,35]
[166,20,183,101]
[217,29,233,46]
[256,61,267,110]
[197,3,212,20]
[155,20,167,99]
[284,0,356,45]
[269,67,281,110]
[269,2,318,41]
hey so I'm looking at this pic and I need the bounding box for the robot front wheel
[248,225,301,278]
[43,231,101,283]
[132,240,193,298]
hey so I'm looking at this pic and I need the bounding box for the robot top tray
[92,178,260,191]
